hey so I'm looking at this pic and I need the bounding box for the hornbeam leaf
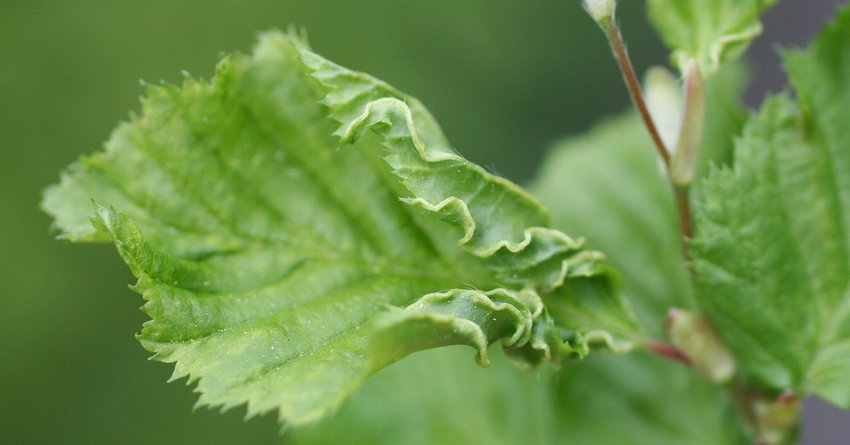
[297,45,609,293]
[783,7,850,409]
[42,31,637,426]
[647,0,776,76]
[290,90,757,444]
[692,6,850,407]
[297,44,640,353]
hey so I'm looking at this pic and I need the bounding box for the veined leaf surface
[42,32,637,426]
[289,96,754,445]
[692,6,850,407]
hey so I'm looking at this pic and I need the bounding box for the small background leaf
[647,0,777,75]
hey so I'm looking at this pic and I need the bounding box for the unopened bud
[667,308,735,383]
[581,0,617,27]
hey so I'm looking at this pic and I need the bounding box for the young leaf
[42,32,636,426]
[692,6,850,406]
[647,0,776,76]
[297,45,609,293]
[291,91,758,444]
[783,7,850,408]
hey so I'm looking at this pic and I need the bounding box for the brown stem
[646,339,692,366]
[605,20,671,167]
[604,19,694,263]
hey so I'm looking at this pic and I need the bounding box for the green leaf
[647,0,776,76]
[783,6,850,409]
[297,45,613,294]
[42,31,637,426]
[292,91,755,443]
[692,6,850,406]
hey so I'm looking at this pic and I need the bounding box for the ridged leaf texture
[287,84,752,445]
[42,32,638,426]
[692,6,850,408]
[647,0,776,75]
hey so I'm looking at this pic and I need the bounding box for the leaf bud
[581,0,617,27]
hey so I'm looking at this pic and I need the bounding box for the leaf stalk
[604,20,672,167]
[645,338,692,366]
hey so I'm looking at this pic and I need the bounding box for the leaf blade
[692,6,850,405]
[43,30,635,426]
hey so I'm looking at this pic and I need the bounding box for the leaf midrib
[228,73,468,276]
[114,80,480,290]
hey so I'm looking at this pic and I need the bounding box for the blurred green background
[1,0,845,444]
